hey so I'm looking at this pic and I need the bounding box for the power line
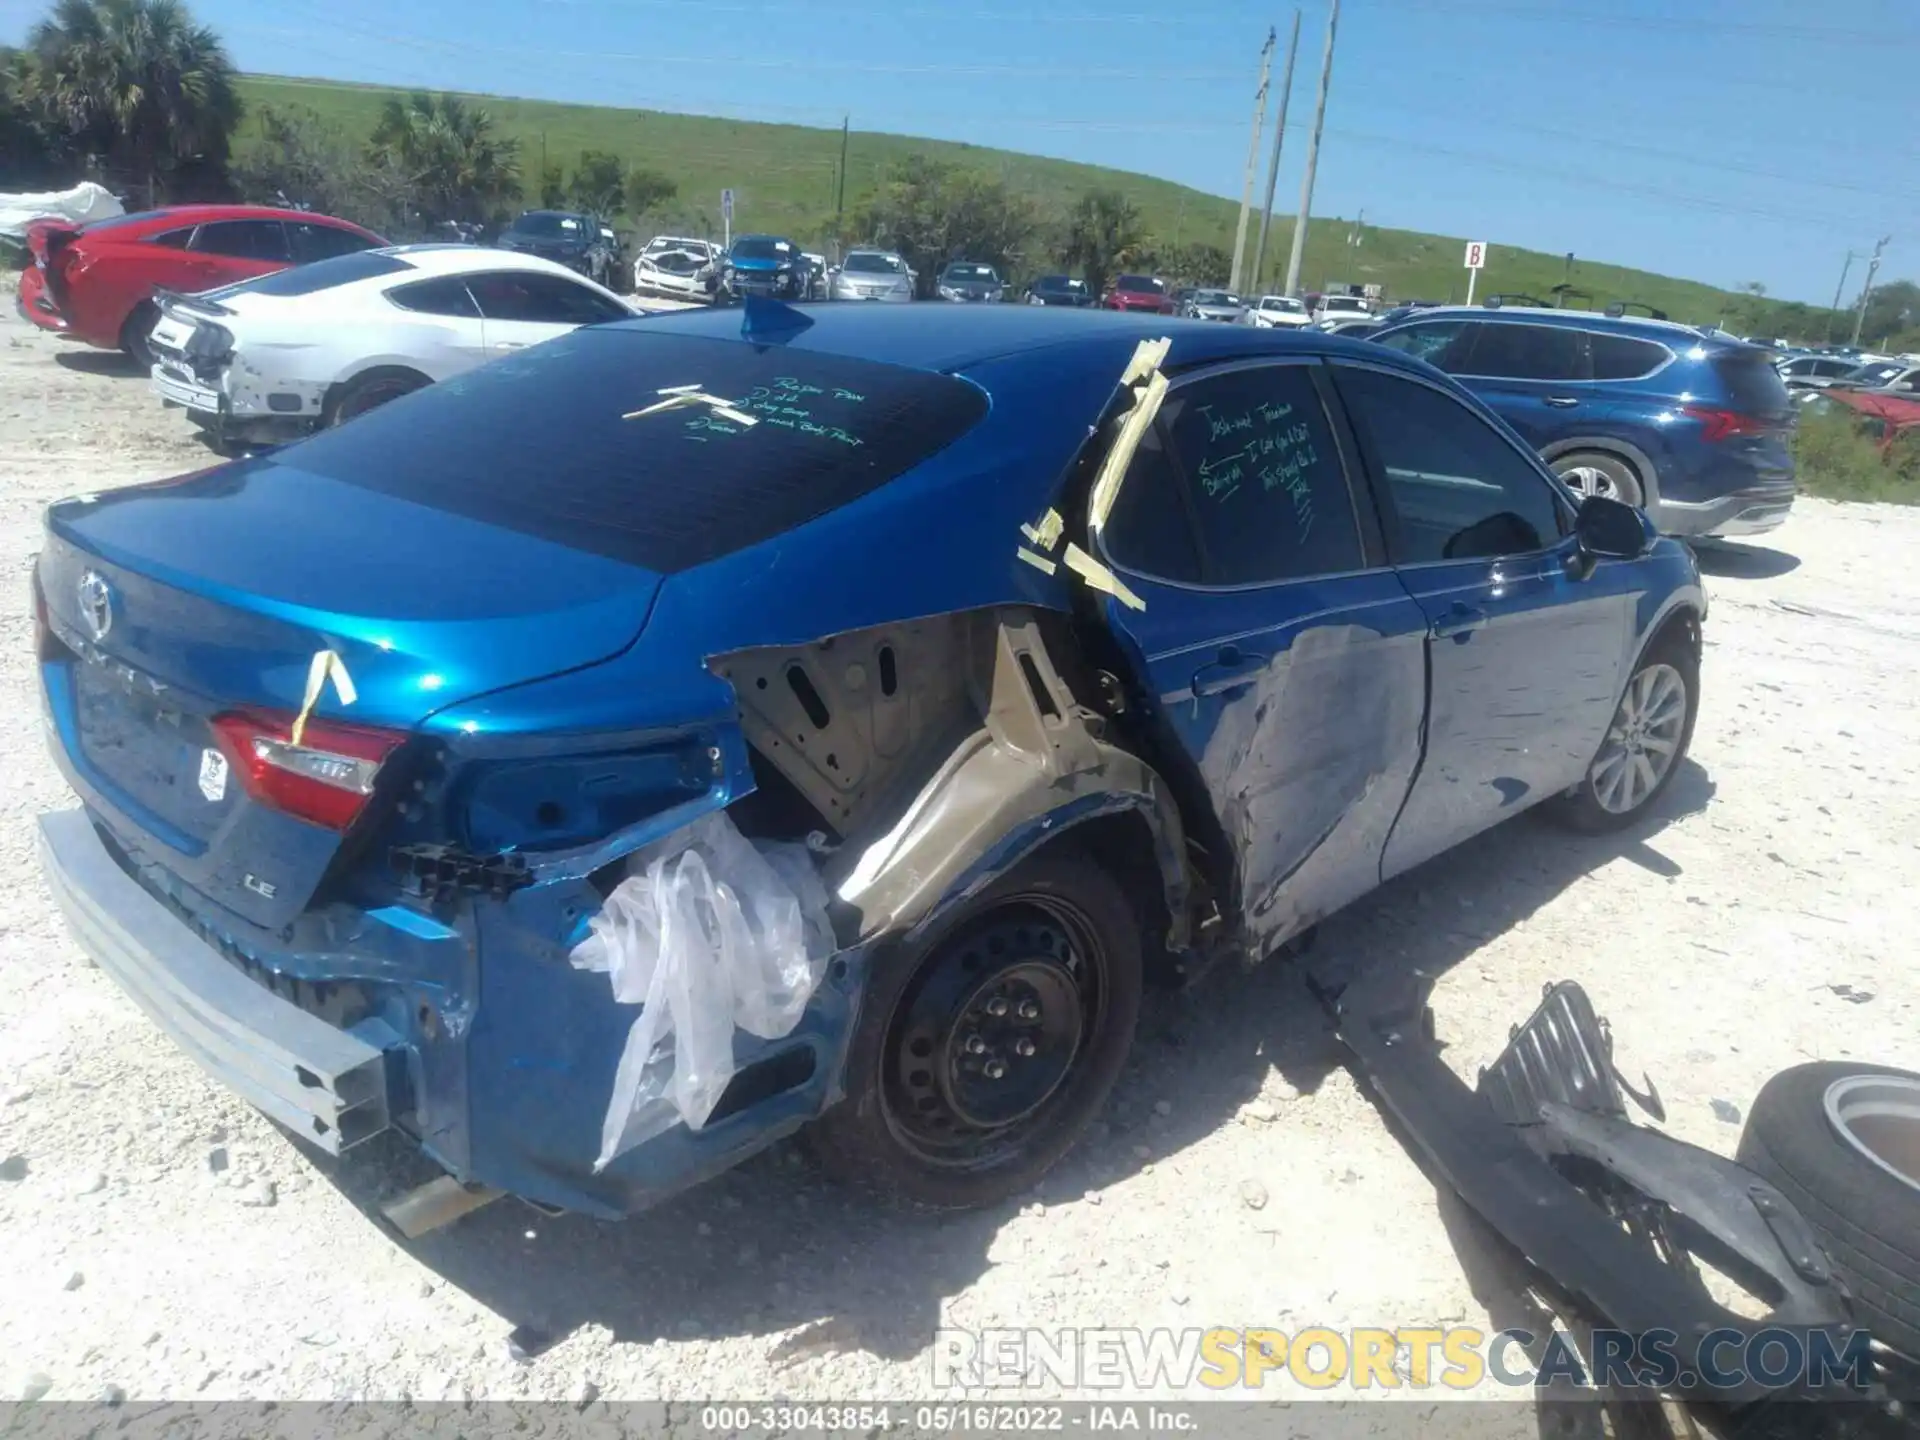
[529,0,1919,45]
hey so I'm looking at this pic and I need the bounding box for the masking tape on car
[289,649,357,747]
[1016,546,1058,575]
[1087,367,1170,532]
[1119,335,1172,389]
[623,390,759,427]
[1020,507,1065,551]
[1064,542,1145,611]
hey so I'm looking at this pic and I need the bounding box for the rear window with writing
[282,328,988,574]
[1158,365,1362,585]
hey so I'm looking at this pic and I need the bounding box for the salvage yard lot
[0,283,1916,1407]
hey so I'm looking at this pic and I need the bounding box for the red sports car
[17,205,387,366]
[1103,273,1175,315]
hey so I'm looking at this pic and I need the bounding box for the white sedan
[1247,294,1313,329]
[633,235,719,300]
[146,245,638,448]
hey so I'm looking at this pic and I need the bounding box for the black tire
[1551,449,1645,507]
[1547,627,1698,833]
[120,301,160,370]
[1737,1062,1920,1360]
[326,369,428,428]
[808,846,1142,1209]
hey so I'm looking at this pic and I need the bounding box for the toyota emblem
[77,571,113,643]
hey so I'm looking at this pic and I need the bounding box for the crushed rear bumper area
[37,807,393,1155]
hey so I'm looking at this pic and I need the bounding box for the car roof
[86,204,362,232]
[1377,304,1712,344]
[606,303,1390,373]
[372,244,597,280]
[516,209,591,221]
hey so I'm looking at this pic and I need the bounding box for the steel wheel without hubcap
[1589,661,1687,814]
[1825,1074,1920,1197]
[882,903,1105,1170]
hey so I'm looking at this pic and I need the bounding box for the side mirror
[1570,494,1655,577]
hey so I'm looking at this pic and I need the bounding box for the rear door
[385,274,492,371]
[1090,358,1430,953]
[183,219,293,291]
[1449,321,1594,445]
[1329,359,1641,878]
[467,271,630,354]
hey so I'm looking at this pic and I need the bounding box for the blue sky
[6,0,1914,301]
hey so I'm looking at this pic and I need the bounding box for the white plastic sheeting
[569,810,835,1170]
[0,182,123,242]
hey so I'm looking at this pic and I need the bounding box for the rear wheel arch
[1541,435,1661,510]
[322,365,433,426]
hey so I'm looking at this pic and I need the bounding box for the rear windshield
[1114,275,1163,293]
[203,249,413,299]
[1712,353,1792,415]
[278,328,990,573]
[733,237,791,260]
[511,213,586,237]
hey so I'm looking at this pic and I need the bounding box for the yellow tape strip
[1015,546,1058,575]
[1064,542,1145,611]
[1087,369,1170,532]
[289,649,356,747]
[1118,336,1172,389]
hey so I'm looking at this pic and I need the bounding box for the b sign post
[722,188,735,249]
[1464,240,1487,306]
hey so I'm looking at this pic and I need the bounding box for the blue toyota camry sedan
[33,301,1705,1221]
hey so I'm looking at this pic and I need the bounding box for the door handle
[493,341,526,351]
[1431,603,1488,641]
[1191,645,1269,698]
[1543,395,1580,408]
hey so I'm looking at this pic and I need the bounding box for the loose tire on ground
[1548,627,1699,832]
[1737,1062,1920,1361]
[808,846,1143,1209]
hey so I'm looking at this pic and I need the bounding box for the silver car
[1181,288,1248,324]
[830,249,915,302]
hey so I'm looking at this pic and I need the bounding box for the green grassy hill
[237,73,1758,327]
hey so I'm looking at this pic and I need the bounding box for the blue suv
[1371,306,1797,539]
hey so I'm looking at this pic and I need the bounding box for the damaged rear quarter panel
[394,332,1238,1211]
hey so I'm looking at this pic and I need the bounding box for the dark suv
[496,210,620,287]
[1371,308,1796,540]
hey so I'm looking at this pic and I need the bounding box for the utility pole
[1827,249,1861,342]
[1228,27,1277,295]
[1247,11,1302,299]
[1282,0,1339,298]
[835,115,849,223]
[1850,234,1890,348]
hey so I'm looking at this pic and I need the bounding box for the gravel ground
[1,276,1915,1411]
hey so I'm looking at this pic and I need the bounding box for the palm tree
[27,0,240,204]
[368,91,522,228]
[1062,189,1144,300]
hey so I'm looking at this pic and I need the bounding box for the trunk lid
[40,459,663,926]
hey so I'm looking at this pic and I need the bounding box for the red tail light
[211,710,406,831]
[1682,404,1770,442]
